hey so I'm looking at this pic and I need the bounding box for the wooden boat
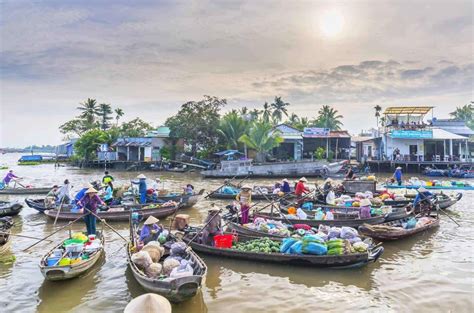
[39,232,105,281]
[207,185,293,201]
[0,201,23,217]
[225,221,288,239]
[358,216,440,241]
[151,189,204,209]
[182,233,384,268]
[0,187,52,195]
[43,203,181,222]
[128,223,207,302]
[0,218,13,254]
[25,198,72,213]
[384,184,474,191]
[253,212,386,228]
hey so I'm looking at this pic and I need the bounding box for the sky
[0,0,472,147]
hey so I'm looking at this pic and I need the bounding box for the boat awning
[431,128,468,140]
[383,106,433,115]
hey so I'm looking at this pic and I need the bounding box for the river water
[0,153,472,313]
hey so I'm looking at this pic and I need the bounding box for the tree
[59,118,87,137]
[374,105,382,127]
[114,108,124,125]
[217,111,248,150]
[271,96,290,124]
[261,102,273,123]
[249,109,261,121]
[98,103,113,130]
[450,102,474,129]
[165,95,226,155]
[287,113,300,125]
[313,105,344,130]
[77,98,99,129]
[239,106,249,116]
[120,118,154,137]
[238,121,284,162]
[74,129,109,161]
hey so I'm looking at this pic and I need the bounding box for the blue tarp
[19,155,43,162]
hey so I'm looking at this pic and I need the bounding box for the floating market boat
[0,217,13,254]
[253,212,386,228]
[39,232,105,281]
[25,198,73,213]
[43,203,181,222]
[127,229,207,302]
[182,233,384,268]
[0,187,52,195]
[206,185,292,200]
[358,216,440,241]
[0,201,23,217]
[384,184,474,191]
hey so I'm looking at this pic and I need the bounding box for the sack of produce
[142,246,164,263]
[302,234,325,244]
[170,259,194,278]
[325,211,334,220]
[302,242,327,255]
[131,251,152,269]
[170,242,187,257]
[302,202,314,210]
[314,209,325,220]
[326,190,336,205]
[328,227,341,239]
[280,238,298,253]
[163,257,181,276]
[405,217,417,229]
[289,241,303,254]
[352,242,368,253]
[348,237,362,244]
[340,227,358,239]
[145,263,163,278]
[318,224,330,234]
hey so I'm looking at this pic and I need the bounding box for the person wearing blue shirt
[133,174,148,204]
[139,216,162,244]
[103,181,114,205]
[281,178,291,193]
[393,167,403,186]
[413,186,433,206]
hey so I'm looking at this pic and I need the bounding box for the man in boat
[413,186,433,214]
[57,179,72,204]
[201,207,222,246]
[139,216,163,244]
[2,170,20,187]
[392,167,403,186]
[236,185,252,224]
[44,185,59,208]
[102,171,114,185]
[345,167,356,180]
[78,187,106,235]
[132,174,148,204]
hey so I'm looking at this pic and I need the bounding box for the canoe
[154,189,204,209]
[25,198,72,213]
[358,216,440,241]
[384,184,474,191]
[226,222,288,239]
[43,204,181,222]
[253,212,386,228]
[0,187,52,195]
[182,233,384,268]
[0,218,13,254]
[0,201,23,217]
[39,232,105,281]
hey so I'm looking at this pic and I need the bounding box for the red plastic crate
[214,234,233,248]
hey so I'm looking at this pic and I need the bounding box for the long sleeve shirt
[58,184,71,199]
[413,191,433,206]
[3,172,18,184]
[393,169,402,181]
[281,182,291,193]
[78,194,104,213]
[103,185,113,201]
[295,182,309,196]
[139,224,161,242]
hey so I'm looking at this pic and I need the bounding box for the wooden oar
[82,207,128,242]
[0,231,53,242]
[53,197,66,226]
[184,209,222,248]
[436,205,461,227]
[22,213,88,251]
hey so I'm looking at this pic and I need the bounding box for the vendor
[323,178,333,196]
[295,177,309,197]
[44,185,59,208]
[413,186,433,207]
[78,187,106,235]
[393,167,403,186]
[151,177,162,192]
[139,216,162,244]
[201,207,222,246]
[345,167,355,180]
[2,170,20,187]
[184,184,194,195]
[236,185,252,224]
[102,171,114,185]
[359,198,372,219]
[133,174,148,204]
[281,178,291,193]
[103,181,114,205]
[57,179,72,204]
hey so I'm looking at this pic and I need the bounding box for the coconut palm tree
[238,121,284,162]
[98,103,113,130]
[374,105,382,127]
[287,113,300,125]
[77,98,99,129]
[261,102,273,123]
[450,102,474,129]
[114,108,124,125]
[249,109,261,121]
[271,96,290,124]
[217,112,248,150]
[313,105,343,130]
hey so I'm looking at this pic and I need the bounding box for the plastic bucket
[47,257,61,266]
[214,234,233,248]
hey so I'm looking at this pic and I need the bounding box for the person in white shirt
[57,179,72,204]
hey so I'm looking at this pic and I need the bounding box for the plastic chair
[434,155,440,162]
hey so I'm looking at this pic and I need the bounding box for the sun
[320,10,345,37]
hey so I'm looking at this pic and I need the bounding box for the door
[367,145,372,158]
[409,145,418,161]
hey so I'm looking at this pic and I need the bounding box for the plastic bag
[340,227,358,239]
[326,190,336,205]
[145,262,163,278]
[296,208,308,219]
[170,242,187,257]
[405,217,417,229]
[352,241,368,253]
[170,259,194,278]
[328,227,341,239]
[314,209,325,220]
[325,211,334,220]
[280,237,298,253]
[302,242,327,255]
[302,202,314,210]
[318,224,330,234]
[163,257,181,276]
[289,241,303,254]
[131,251,152,269]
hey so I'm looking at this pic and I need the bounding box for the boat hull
[359,217,440,241]
[384,184,474,191]
[0,201,23,217]
[0,187,51,195]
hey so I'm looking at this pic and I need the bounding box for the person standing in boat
[139,216,162,244]
[102,171,114,185]
[236,185,252,224]
[44,185,59,208]
[57,179,72,204]
[103,181,114,205]
[359,198,372,219]
[78,187,106,235]
[281,178,291,193]
[393,166,403,186]
[413,186,433,214]
[201,207,222,245]
[2,170,20,187]
[132,174,148,204]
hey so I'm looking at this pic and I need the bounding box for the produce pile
[242,218,291,236]
[232,237,281,253]
[45,232,102,267]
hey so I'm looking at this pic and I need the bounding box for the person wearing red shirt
[295,177,309,197]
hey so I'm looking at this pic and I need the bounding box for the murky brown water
[0,153,473,313]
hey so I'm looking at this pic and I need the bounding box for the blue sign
[391,130,432,139]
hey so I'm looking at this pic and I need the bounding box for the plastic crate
[214,234,233,248]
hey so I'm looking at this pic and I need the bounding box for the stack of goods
[144,200,178,210]
[242,218,291,236]
[280,225,369,256]
[131,241,194,280]
[45,233,102,267]
[286,207,335,220]
[232,237,281,253]
[221,186,239,194]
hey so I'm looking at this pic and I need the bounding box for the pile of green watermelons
[232,238,281,253]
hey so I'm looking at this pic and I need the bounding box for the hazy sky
[1,0,472,147]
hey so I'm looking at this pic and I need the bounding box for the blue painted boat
[384,184,474,191]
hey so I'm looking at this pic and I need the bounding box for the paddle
[0,232,53,242]
[22,213,88,251]
[82,207,128,242]
[184,209,222,248]
[53,197,66,226]
[417,190,460,227]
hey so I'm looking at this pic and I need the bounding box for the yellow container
[426,181,433,186]
[59,258,71,266]
[70,258,82,265]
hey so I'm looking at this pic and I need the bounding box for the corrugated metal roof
[384,106,433,115]
[431,128,468,140]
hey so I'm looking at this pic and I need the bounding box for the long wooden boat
[0,187,52,195]
[182,233,384,268]
[225,222,288,239]
[358,216,440,241]
[43,204,180,222]
[0,201,23,217]
[0,218,13,254]
[253,212,386,228]
[384,184,474,191]
[39,232,105,281]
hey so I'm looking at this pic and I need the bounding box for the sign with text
[303,127,330,137]
[391,130,433,139]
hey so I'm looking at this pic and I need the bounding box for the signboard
[391,130,432,139]
[303,127,330,138]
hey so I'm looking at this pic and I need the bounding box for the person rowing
[77,187,107,235]
[139,216,163,245]
[2,170,21,187]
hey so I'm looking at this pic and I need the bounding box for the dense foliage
[451,102,474,130]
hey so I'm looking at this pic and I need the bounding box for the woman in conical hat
[77,187,106,235]
[236,185,252,224]
[133,174,148,204]
[124,293,171,313]
[139,216,162,244]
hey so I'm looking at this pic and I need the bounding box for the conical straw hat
[124,293,172,313]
